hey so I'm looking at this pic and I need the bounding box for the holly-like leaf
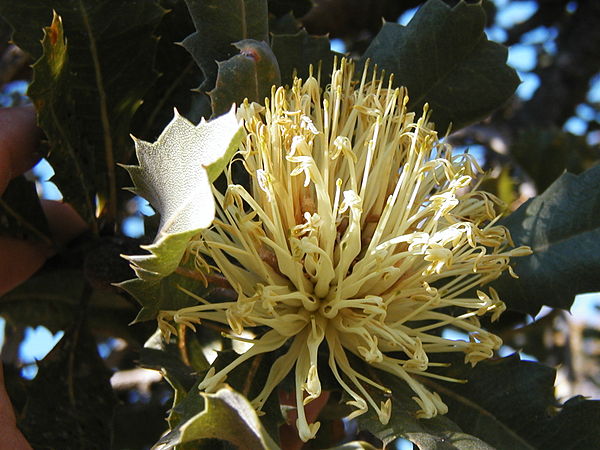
[357,364,496,449]
[156,387,279,450]
[528,396,600,450]
[439,354,600,449]
[182,0,269,92]
[121,108,243,281]
[209,40,281,116]
[493,164,600,315]
[361,0,519,132]
[271,29,339,86]
[18,321,116,449]
[0,234,142,338]
[267,0,312,19]
[510,128,592,192]
[131,0,208,140]
[0,3,165,225]
[359,353,599,449]
[118,268,200,324]
[139,328,205,394]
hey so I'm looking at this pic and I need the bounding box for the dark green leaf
[437,355,548,449]
[493,164,600,315]
[132,0,208,140]
[209,39,281,115]
[0,268,80,332]
[267,0,312,19]
[0,235,140,335]
[269,11,302,35]
[18,321,116,450]
[182,0,269,92]
[118,269,200,323]
[271,29,339,86]
[168,379,205,431]
[357,365,495,449]
[0,2,165,225]
[438,354,599,449]
[361,0,519,132]
[209,348,285,444]
[529,396,600,450]
[140,329,198,393]
[510,128,592,192]
[0,262,136,335]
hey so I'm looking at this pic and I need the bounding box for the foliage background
[0,0,599,448]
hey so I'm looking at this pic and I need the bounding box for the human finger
[0,105,40,195]
[0,362,32,450]
[0,200,87,296]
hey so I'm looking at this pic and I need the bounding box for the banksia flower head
[158,59,531,442]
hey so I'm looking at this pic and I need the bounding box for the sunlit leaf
[121,108,243,281]
[362,0,518,132]
[156,387,279,449]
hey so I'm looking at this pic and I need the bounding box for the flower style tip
[159,58,531,440]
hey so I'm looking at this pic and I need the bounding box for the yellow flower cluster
[158,59,531,442]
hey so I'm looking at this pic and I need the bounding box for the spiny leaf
[131,0,207,140]
[28,13,94,223]
[493,164,600,315]
[510,128,593,192]
[529,396,600,450]
[360,355,595,449]
[121,108,243,282]
[0,273,131,335]
[356,364,496,449]
[209,40,281,116]
[155,387,279,450]
[0,3,166,225]
[18,321,116,449]
[267,0,312,19]
[361,0,519,132]
[0,234,141,338]
[439,354,599,449]
[182,0,269,92]
[140,329,201,394]
[118,270,199,323]
[271,29,339,86]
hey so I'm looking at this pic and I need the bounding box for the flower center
[157,59,532,442]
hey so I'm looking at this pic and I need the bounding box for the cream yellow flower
[158,59,531,442]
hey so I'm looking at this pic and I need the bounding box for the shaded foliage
[0,0,598,448]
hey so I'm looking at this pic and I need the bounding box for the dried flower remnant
[158,59,531,442]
